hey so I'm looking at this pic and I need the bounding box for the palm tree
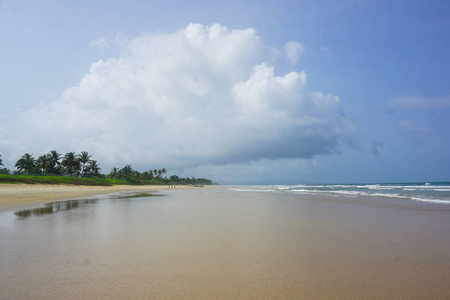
[61,152,80,176]
[36,154,52,174]
[15,153,37,174]
[108,167,119,179]
[87,160,101,176]
[162,168,167,178]
[118,165,134,179]
[169,175,179,183]
[0,154,3,167]
[77,151,91,176]
[47,150,62,174]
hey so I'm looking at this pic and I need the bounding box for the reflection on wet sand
[14,199,98,218]
[14,191,161,218]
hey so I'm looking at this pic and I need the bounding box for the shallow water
[1,187,449,299]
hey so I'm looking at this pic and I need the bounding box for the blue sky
[1,0,449,184]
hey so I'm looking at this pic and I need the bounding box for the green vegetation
[14,150,101,177]
[0,154,10,175]
[0,174,111,186]
[106,164,213,186]
[0,151,214,186]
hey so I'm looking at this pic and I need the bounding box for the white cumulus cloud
[16,23,365,171]
[284,41,304,64]
[89,37,109,53]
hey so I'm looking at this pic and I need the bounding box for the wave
[228,183,450,204]
[229,188,276,193]
[411,197,450,204]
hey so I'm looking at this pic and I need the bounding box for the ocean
[229,182,450,205]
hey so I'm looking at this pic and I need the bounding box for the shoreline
[0,184,184,211]
[1,184,449,298]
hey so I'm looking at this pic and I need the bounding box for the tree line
[1,151,101,177]
[108,165,166,180]
[107,164,212,185]
[0,153,213,185]
[0,154,6,175]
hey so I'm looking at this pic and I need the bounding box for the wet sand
[0,184,176,211]
[1,186,449,299]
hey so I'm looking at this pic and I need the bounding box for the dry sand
[0,184,173,211]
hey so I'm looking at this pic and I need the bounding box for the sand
[1,184,449,299]
[0,183,173,211]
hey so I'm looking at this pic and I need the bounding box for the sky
[1,0,449,184]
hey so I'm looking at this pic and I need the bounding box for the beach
[1,185,449,299]
[0,184,176,211]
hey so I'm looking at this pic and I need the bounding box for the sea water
[229,182,450,204]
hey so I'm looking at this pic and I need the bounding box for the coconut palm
[118,164,134,179]
[36,154,52,174]
[77,151,91,176]
[61,152,80,176]
[0,154,3,167]
[87,160,101,176]
[108,167,119,179]
[47,150,62,174]
[15,153,37,174]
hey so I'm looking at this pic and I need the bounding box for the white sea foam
[330,190,361,197]
[228,183,450,204]
[291,189,313,193]
[229,187,276,193]
[400,185,450,190]
[411,197,450,204]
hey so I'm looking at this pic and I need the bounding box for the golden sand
[0,184,172,211]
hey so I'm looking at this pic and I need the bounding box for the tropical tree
[87,160,101,176]
[0,154,8,174]
[108,167,119,179]
[169,175,180,182]
[47,150,62,174]
[61,152,80,176]
[77,151,91,176]
[15,153,37,174]
[0,167,10,175]
[118,164,134,179]
[36,154,52,174]
[162,168,167,178]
